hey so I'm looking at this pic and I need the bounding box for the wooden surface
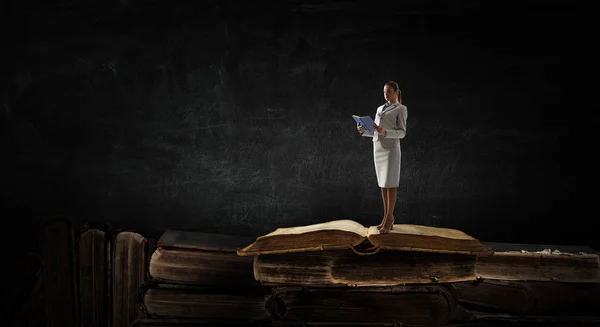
[78,228,109,327]
[149,246,256,286]
[112,232,149,327]
[40,218,78,327]
[159,229,255,252]
[254,249,477,286]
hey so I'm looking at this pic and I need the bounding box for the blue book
[352,115,375,133]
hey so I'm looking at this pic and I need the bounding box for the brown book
[237,220,487,256]
[131,318,268,327]
[477,242,600,282]
[271,323,395,327]
[40,217,79,327]
[268,285,457,326]
[254,249,477,286]
[139,283,271,323]
[149,230,256,286]
[112,232,151,327]
[450,279,600,317]
[446,313,600,327]
[158,229,256,252]
[78,227,110,327]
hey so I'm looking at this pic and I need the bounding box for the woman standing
[357,81,408,233]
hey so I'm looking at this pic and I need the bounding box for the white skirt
[373,139,401,188]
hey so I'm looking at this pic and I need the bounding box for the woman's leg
[387,187,397,220]
[377,187,389,229]
[380,187,397,233]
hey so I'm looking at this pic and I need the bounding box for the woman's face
[383,85,398,103]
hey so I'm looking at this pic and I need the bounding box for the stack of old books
[135,219,600,327]
[448,241,600,326]
[236,219,486,327]
[133,229,272,327]
[236,219,600,327]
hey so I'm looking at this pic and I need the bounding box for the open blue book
[352,115,375,133]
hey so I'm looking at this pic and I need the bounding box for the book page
[381,224,476,240]
[365,223,487,255]
[265,219,367,237]
[366,225,380,237]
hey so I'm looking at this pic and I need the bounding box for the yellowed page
[264,219,368,238]
[366,225,380,237]
[375,224,476,240]
[366,224,477,239]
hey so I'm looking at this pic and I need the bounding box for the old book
[132,318,269,327]
[40,217,79,327]
[271,323,395,327]
[268,285,456,326]
[477,242,600,282]
[446,312,600,326]
[139,283,271,323]
[149,230,256,286]
[275,324,396,327]
[112,231,151,327]
[237,219,487,256]
[254,249,477,286]
[78,226,110,327]
[450,279,600,317]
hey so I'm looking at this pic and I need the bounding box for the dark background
[1,0,593,310]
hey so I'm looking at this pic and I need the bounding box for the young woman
[357,81,408,233]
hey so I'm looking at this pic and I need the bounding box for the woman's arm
[383,107,407,139]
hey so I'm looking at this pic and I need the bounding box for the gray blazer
[362,102,408,142]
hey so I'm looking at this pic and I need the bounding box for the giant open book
[237,220,487,256]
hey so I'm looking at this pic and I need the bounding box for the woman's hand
[373,124,386,137]
[357,124,364,134]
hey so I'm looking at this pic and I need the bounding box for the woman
[357,81,408,233]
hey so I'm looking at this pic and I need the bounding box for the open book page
[265,219,367,237]
[366,225,380,237]
[366,224,486,254]
[358,225,469,239]
[388,224,477,240]
[237,220,369,256]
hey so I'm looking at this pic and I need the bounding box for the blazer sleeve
[384,106,407,139]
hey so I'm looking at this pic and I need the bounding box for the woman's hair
[384,81,402,102]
